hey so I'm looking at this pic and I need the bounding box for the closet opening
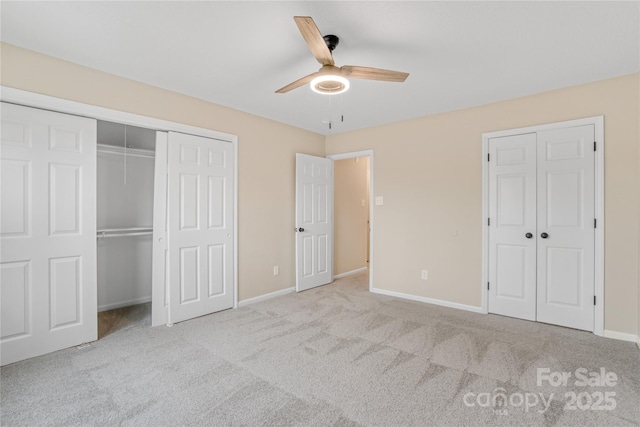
[96,120,158,337]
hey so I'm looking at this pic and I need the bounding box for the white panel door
[536,125,595,331]
[488,133,537,321]
[167,132,233,324]
[1,102,97,366]
[295,154,333,292]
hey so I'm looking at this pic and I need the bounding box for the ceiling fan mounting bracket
[323,35,339,52]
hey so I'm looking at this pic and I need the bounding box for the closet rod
[97,228,153,240]
[97,227,153,233]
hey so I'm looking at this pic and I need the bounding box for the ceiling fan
[276,16,409,95]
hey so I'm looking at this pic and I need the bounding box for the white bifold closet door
[488,125,595,331]
[167,132,234,324]
[1,103,97,366]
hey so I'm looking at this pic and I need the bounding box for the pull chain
[123,125,128,186]
[328,95,333,132]
[324,94,345,131]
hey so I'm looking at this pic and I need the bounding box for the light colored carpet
[1,272,639,426]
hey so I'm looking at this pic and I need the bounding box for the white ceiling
[2,1,638,136]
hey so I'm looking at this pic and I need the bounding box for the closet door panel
[49,163,81,235]
[179,174,200,230]
[208,176,225,228]
[0,102,97,366]
[487,133,537,321]
[168,132,234,324]
[207,244,225,296]
[49,256,81,329]
[0,261,31,339]
[179,246,200,303]
[536,125,595,331]
[0,159,30,237]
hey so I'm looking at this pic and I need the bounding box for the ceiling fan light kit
[310,74,350,95]
[275,16,409,95]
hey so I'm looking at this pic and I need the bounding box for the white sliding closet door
[1,103,97,366]
[167,132,234,324]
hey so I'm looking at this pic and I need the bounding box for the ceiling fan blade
[341,66,409,82]
[294,16,334,66]
[275,72,320,94]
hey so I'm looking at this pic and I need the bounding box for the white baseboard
[238,286,295,308]
[98,296,151,312]
[333,267,368,280]
[603,329,639,343]
[371,287,485,314]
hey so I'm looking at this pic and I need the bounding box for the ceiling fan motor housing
[323,35,339,52]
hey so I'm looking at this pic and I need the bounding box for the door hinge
[594,295,596,305]
[488,218,490,226]
[487,282,490,290]
[594,141,596,152]
[594,218,597,228]
[487,153,490,162]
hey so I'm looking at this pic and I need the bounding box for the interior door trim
[481,116,604,336]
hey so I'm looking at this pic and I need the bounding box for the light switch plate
[375,196,384,206]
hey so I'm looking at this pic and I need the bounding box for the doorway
[333,157,370,278]
[327,151,375,291]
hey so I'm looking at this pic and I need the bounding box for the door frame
[481,116,604,336]
[326,150,375,292]
[1,86,240,326]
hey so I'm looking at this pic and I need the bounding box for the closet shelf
[97,144,155,159]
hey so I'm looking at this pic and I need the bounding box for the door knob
[298,228,305,232]
[525,233,533,238]
[541,232,549,239]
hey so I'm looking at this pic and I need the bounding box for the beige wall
[326,73,640,336]
[334,157,369,275]
[0,43,325,301]
[3,43,639,337]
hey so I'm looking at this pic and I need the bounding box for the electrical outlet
[273,265,279,276]
[421,270,428,280]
